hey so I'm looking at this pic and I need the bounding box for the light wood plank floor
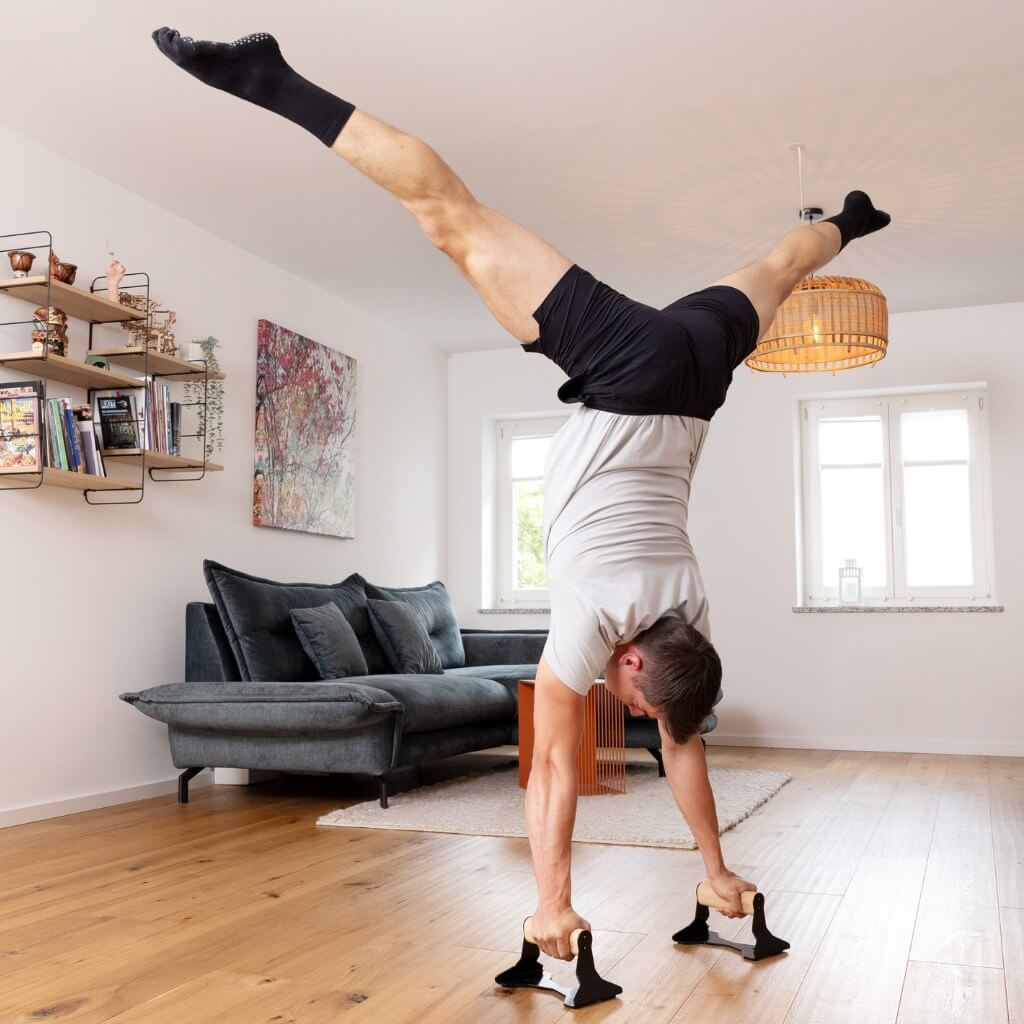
[1,747,1021,1024]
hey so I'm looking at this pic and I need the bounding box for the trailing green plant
[183,336,224,459]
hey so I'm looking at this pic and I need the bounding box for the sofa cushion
[203,559,389,681]
[119,680,401,733]
[461,631,546,668]
[363,673,513,733]
[362,578,465,669]
[291,603,369,679]
[444,664,538,701]
[367,599,444,674]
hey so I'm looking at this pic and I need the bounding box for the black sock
[823,191,891,251]
[152,28,354,146]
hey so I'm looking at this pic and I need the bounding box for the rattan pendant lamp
[746,144,888,375]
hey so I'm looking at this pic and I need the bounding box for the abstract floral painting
[253,319,357,538]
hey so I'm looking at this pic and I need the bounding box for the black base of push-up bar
[673,891,790,961]
[495,928,622,1009]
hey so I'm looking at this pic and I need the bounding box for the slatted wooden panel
[580,681,626,796]
[517,680,626,796]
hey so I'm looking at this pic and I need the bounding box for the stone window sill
[793,604,1003,613]
[477,607,551,615]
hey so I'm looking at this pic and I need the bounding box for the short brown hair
[633,615,721,743]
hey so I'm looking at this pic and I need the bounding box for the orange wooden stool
[517,679,626,795]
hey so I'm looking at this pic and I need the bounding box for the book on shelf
[93,381,184,457]
[171,401,182,456]
[94,391,141,450]
[37,398,82,474]
[0,380,43,474]
[63,405,83,472]
[74,409,104,476]
[47,399,69,470]
[146,381,179,455]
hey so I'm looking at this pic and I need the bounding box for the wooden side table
[517,679,626,795]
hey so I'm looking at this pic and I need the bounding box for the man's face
[603,647,663,719]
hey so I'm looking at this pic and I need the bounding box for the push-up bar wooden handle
[523,916,584,956]
[696,881,758,916]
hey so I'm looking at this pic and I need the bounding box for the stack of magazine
[0,381,47,475]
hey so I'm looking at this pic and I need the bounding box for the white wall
[448,303,1024,756]
[0,125,448,823]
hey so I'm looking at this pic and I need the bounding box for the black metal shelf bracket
[0,229,53,493]
[86,271,149,505]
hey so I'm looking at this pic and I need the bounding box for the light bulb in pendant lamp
[746,274,889,375]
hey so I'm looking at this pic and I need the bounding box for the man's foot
[151,27,354,146]
[823,190,891,251]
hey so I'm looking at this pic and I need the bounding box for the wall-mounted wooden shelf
[1,232,223,505]
[88,346,226,382]
[0,350,142,390]
[0,467,134,492]
[100,449,224,472]
[0,276,145,324]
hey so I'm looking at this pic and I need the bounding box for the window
[494,417,567,607]
[799,387,994,605]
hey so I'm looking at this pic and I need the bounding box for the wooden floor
[2,746,1022,1024]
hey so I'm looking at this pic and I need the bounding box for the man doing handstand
[152,28,891,961]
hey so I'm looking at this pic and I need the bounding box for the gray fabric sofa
[120,563,718,808]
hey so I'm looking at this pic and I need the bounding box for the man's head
[602,615,721,743]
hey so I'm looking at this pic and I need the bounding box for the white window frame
[799,385,995,606]
[494,416,567,608]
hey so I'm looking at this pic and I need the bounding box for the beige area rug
[317,763,790,849]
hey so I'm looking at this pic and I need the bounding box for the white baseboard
[0,770,214,829]
[707,733,1024,758]
[213,768,279,786]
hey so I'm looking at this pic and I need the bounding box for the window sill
[793,604,1003,613]
[477,607,551,615]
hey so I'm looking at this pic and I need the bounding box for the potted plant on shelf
[184,336,224,459]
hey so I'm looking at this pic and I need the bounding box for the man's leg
[713,191,890,342]
[331,112,571,342]
[711,221,841,344]
[151,28,570,343]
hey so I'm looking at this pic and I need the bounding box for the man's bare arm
[659,721,755,917]
[524,657,591,959]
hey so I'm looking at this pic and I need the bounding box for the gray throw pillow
[203,559,389,681]
[367,598,444,674]
[291,603,369,679]
[362,578,465,668]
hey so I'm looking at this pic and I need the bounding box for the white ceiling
[3,1,1022,351]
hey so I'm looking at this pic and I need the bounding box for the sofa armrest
[459,629,547,667]
[119,680,402,734]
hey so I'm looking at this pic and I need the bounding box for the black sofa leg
[178,767,203,803]
[379,777,389,809]
[648,748,666,778]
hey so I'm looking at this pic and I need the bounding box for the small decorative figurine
[48,249,78,285]
[106,256,126,301]
[118,293,179,356]
[8,251,36,277]
[31,306,70,357]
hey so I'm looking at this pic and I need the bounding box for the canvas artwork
[254,319,357,538]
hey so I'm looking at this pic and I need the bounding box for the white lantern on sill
[838,559,863,604]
